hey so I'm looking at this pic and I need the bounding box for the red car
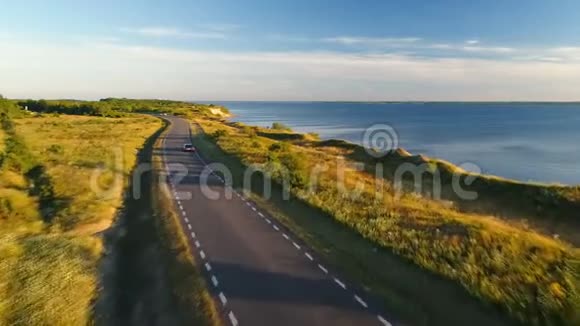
[182,143,196,152]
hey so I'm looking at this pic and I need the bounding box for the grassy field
[13,115,162,232]
[193,117,579,325]
[0,108,162,325]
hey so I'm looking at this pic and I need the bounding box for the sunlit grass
[0,128,5,155]
[0,233,102,325]
[196,117,579,325]
[0,113,162,325]
[13,115,162,232]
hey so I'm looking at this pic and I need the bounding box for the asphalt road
[161,116,394,326]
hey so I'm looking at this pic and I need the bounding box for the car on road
[182,143,196,152]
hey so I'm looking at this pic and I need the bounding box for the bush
[242,126,257,138]
[271,122,292,131]
[268,141,290,152]
[265,143,309,189]
[211,129,227,139]
[279,151,309,188]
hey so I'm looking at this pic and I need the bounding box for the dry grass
[13,115,162,232]
[0,113,162,325]
[0,234,102,325]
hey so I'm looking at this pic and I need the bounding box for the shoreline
[223,115,577,188]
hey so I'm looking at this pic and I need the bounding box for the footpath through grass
[192,117,579,326]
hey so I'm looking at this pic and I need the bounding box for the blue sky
[1,0,580,100]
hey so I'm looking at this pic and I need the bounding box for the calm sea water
[204,101,580,185]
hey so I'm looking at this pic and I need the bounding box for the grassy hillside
[311,138,580,246]
[0,102,162,325]
[194,117,579,325]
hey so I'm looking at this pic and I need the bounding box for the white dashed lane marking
[258,212,264,217]
[184,217,189,223]
[378,315,392,326]
[282,233,290,240]
[354,295,368,308]
[187,224,192,230]
[292,242,301,250]
[318,264,328,274]
[334,278,347,289]
[219,292,227,306]
[200,250,206,260]
[211,275,219,287]
[265,218,272,224]
[205,262,212,271]
[305,252,314,261]
[228,311,239,326]
[194,241,201,248]
[190,231,196,238]
[273,225,280,231]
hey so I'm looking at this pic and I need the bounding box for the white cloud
[197,23,241,32]
[461,46,515,53]
[120,26,226,39]
[1,41,580,101]
[548,47,580,60]
[323,36,422,46]
[322,36,517,55]
[429,43,453,49]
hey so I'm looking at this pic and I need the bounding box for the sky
[1,0,580,101]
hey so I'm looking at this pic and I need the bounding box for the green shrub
[264,143,309,189]
[279,151,309,188]
[271,122,292,131]
[211,129,227,139]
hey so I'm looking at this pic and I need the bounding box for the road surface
[161,116,394,326]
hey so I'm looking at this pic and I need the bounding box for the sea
[202,101,580,185]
